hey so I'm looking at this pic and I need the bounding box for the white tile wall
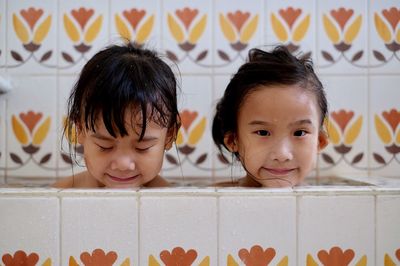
[61,192,138,266]
[139,190,217,265]
[298,194,375,265]
[0,192,60,265]
[376,195,400,266]
[219,192,296,265]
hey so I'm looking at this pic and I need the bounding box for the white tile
[0,0,5,69]
[163,75,213,182]
[369,0,400,74]
[318,75,369,177]
[6,0,57,74]
[0,195,60,265]
[139,194,217,265]
[214,0,263,74]
[58,0,110,74]
[317,0,368,74]
[265,0,316,61]
[57,75,86,179]
[298,195,374,265]
[219,195,296,265]
[61,195,138,266]
[110,0,161,49]
[376,195,400,265]
[369,76,400,178]
[6,76,57,183]
[0,87,5,179]
[162,0,213,74]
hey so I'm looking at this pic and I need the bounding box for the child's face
[77,111,172,188]
[227,85,328,187]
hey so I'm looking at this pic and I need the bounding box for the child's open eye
[294,130,307,137]
[256,130,271,136]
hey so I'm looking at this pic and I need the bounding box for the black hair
[65,42,180,151]
[212,45,327,154]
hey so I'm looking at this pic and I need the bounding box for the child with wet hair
[53,42,180,188]
[212,45,329,187]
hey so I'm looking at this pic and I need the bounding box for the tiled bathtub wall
[0,0,399,185]
[1,182,400,266]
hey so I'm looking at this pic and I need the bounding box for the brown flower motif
[71,8,94,30]
[238,245,276,266]
[2,250,39,266]
[176,8,199,30]
[331,110,354,133]
[396,248,400,261]
[160,247,197,266]
[80,249,117,266]
[123,8,146,30]
[20,8,43,30]
[317,246,354,266]
[279,7,302,30]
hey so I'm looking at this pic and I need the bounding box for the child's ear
[318,130,329,151]
[223,132,238,153]
[76,125,85,145]
[164,128,176,150]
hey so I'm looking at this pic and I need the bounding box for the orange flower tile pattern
[1,250,51,266]
[307,246,367,266]
[149,246,209,266]
[270,7,311,56]
[68,248,130,266]
[0,4,398,180]
[226,245,288,266]
[115,8,155,46]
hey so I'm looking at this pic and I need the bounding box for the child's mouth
[264,168,295,176]
[107,174,139,182]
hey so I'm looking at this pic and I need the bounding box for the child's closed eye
[97,144,113,151]
[136,145,154,152]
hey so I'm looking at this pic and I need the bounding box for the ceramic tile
[219,195,296,265]
[57,75,86,179]
[369,0,400,74]
[211,75,244,182]
[6,0,57,74]
[0,87,5,180]
[110,0,161,49]
[58,0,109,74]
[61,195,138,266]
[0,195,60,265]
[5,76,57,184]
[139,195,217,265]
[163,75,213,184]
[317,0,368,74]
[265,0,316,61]
[317,75,369,177]
[213,0,263,74]
[376,195,400,266]
[0,0,5,69]
[162,0,212,74]
[298,195,374,265]
[369,76,400,178]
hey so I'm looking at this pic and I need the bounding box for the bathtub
[0,176,399,266]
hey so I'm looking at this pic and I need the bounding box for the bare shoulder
[51,171,98,188]
[145,175,170,188]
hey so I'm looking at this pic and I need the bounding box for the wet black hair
[212,45,327,154]
[65,42,180,145]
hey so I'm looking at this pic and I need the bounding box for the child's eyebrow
[289,119,314,127]
[91,133,159,142]
[248,120,272,126]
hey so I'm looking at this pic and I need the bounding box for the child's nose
[110,153,136,171]
[269,139,293,162]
